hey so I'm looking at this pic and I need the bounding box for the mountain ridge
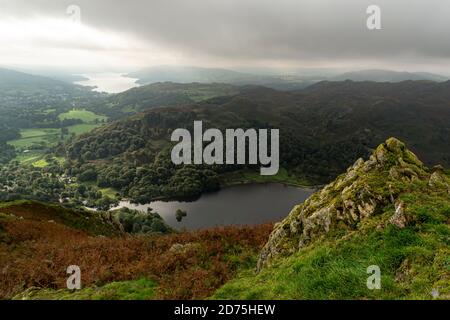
[330,69,449,83]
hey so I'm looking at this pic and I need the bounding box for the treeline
[74,148,223,203]
[0,143,16,164]
[65,108,370,204]
[0,160,117,210]
[0,124,17,164]
[109,207,172,234]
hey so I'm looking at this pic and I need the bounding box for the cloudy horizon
[1,0,450,75]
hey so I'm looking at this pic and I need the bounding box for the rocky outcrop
[257,138,434,271]
[390,200,407,228]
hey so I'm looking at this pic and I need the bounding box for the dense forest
[0,159,118,210]
[0,124,17,163]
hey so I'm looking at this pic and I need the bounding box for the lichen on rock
[257,137,432,271]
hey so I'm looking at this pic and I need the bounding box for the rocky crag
[258,137,450,270]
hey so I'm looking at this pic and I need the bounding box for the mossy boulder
[258,138,438,271]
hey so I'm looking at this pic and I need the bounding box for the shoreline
[220,179,321,191]
[111,180,322,209]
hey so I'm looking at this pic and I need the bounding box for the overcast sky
[1,0,449,74]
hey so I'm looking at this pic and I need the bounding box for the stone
[390,200,407,228]
[257,138,429,271]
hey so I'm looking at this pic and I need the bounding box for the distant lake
[74,73,139,93]
[111,183,315,230]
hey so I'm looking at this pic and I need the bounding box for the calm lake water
[74,73,140,93]
[110,183,315,230]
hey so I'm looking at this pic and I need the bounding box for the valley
[2,0,450,307]
[0,67,449,301]
[4,71,450,210]
[1,138,448,300]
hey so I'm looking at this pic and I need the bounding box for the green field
[9,125,97,163]
[12,151,65,167]
[19,128,60,139]
[67,123,101,135]
[8,128,60,150]
[58,109,107,123]
[8,109,104,165]
[13,151,43,164]
[8,108,106,152]
[8,126,94,150]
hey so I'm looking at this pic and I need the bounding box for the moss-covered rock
[216,140,450,299]
[258,138,434,271]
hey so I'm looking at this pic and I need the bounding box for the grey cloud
[1,0,450,68]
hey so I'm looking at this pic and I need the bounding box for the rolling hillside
[0,201,272,300]
[127,66,318,91]
[330,69,448,83]
[66,80,450,203]
[4,139,449,300]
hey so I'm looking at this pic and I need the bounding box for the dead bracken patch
[0,203,273,300]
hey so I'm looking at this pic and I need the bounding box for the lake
[74,73,140,93]
[110,183,315,230]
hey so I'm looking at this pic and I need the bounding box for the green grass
[8,125,100,150]
[13,151,43,164]
[12,151,66,167]
[100,187,119,198]
[67,123,101,135]
[213,191,450,300]
[19,128,60,139]
[8,128,61,150]
[82,182,119,200]
[7,110,106,152]
[42,108,57,114]
[58,109,107,123]
[31,159,49,168]
[15,278,157,300]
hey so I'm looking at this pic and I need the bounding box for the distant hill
[0,68,100,100]
[0,68,84,92]
[330,69,449,83]
[128,66,251,85]
[127,66,317,91]
[0,68,101,138]
[128,66,450,89]
[92,82,241,119]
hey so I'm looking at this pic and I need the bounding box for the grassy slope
[8,107,106,165]
[58,109,107,123]
[213,177,450,300]
[15,279,158,300]
[0,200,120,237]
[0,201,272,300]
[9,121,103,151]
[8,128,61,149]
